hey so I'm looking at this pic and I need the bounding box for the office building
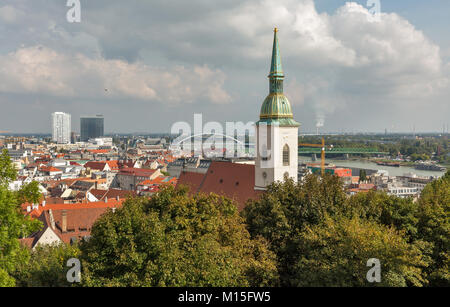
[51,112,71,144]
[80,115,104,141]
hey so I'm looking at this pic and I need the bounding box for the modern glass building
[80,115,104,141]
[51,112,71,144]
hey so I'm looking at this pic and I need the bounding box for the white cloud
[0,0,448,132]
[215,0,449,124]
[0,5,23,24]
[0,46,231,105]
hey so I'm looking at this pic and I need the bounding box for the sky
[0,0,449,134]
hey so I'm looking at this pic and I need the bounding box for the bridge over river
[298,147,388,155]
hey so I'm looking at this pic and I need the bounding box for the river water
[298,156,447,178]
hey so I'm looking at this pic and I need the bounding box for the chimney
[49,209,55,230]
[26,206,31,213]
[42,200,46,207]
[116,195,120,201]
[104,196,108,203]
[62,210,67,233]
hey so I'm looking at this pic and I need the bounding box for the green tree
[347,191,419,239]
[293,215,428,287]
[0,149,41,286]
[416,171,450,286]
[0,149,17,186]
[242,174,347,285]
[359,169,367,182]
[13,243,80,287]
[80,186,278,287]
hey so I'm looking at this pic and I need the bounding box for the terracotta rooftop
[89,189,137,201]
[119,168,156,177]
[21,203,122,248]
[177,161,262,211]
[39,166,62,173]
[22,199,124,218]
[177,171,205,194]
[84,161,109,171]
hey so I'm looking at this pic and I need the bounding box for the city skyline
[0,0,449,134]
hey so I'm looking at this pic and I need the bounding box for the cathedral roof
[269,28,284,78]
[258,28,300,127]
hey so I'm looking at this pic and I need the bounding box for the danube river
[298,156,447,178]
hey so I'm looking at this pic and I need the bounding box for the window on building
[283,144,289,166]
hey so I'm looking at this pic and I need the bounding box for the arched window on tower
[283,144,290,166]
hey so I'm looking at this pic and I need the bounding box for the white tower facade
[52,112,71,144]
[255,28,300,190]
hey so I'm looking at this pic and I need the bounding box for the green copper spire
[269,28,284,79]
[258,28,300,127]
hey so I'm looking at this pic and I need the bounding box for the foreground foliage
[80,186,278,286]
[0,149,42,287]
[13,244,80,287]
[294,216,427,286]
[243,172,450,287]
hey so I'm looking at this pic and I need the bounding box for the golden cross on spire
[274,27,278,33]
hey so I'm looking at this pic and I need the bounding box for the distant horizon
[1,131,449,137]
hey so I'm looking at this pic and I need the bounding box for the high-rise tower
[52,112,71,144]
[255,28,300,190]
[80,115,104,141]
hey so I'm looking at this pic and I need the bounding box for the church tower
[255,28,300,190]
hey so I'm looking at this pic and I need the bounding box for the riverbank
[299,156,447,177]
[348,157,447,169]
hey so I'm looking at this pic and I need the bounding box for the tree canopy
[243,173,448,287]
[0,149,42,286]
[13,243,80,287]
[79,186,278,287]
[415,171,449,286]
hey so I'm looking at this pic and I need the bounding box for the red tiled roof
[106,160,120,170]
[138,175,176,186]
[118,160,136,168]
[89,189,108,200]
[119,168,156,177]
[84,161,108,171]
[21,203,122,248]
[177,171,206,194]
[39,166,62,173]
[22,199,124,218]
[88,149,110,154]
[177,161,262,211]
[89,189,136,201]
